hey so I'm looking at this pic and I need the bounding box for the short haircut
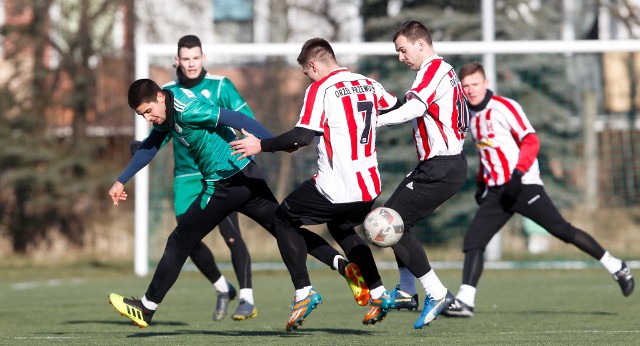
[393,20,432,47]
[177,35,202,55]
[297,37,336,65]
[458,61,486,80]
[128,79,162,109]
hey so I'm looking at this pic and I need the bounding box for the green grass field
[1,263,638,345]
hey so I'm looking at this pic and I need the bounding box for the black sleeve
[380,98,404,115]
[260,127,317,152]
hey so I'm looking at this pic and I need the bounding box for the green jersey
[162,75,255,179]
[161,75,255,215]
[153,87,250,182]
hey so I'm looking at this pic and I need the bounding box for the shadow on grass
[66,320,188,327]
[480,310,617,316]
[125,328,377,338]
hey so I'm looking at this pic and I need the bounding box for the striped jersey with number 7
[296,68,398,204]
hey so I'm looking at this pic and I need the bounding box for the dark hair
[458,61,486,80]
[177,35,202,55]
[297,37,336,65]
[393,20,432,47]
[128,79,162,109]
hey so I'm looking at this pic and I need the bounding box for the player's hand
[230,129,262,160]
[109,181,128,206]
[501,169,523,206]
[474,182,487,205]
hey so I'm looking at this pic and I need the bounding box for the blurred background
[0,0,638,273]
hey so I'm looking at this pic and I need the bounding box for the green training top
[152,87,250,181]
[162,75,255,179]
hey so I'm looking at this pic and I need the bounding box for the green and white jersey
[161,75,255,215]
[153,87,250,182]
[162,75,255,179]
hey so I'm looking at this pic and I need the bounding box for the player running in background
[230,37,400,331]
[131,34,258,321]
[441,61,634,318]
[108,79,362,329]
[375,20,469,329]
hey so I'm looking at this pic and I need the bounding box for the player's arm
[377,97,426,126]
[110,128,167,206]
[379,98,403,115]
[185,98,271,138]
[118,129,167,183]
[515,133,540,173]
[229,127,316,159]
[218,108,272,139]
[260,127,316,152]
[129,129,172,155]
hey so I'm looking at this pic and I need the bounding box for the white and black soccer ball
[363,207,404,248]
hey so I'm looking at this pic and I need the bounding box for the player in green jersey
[131,35,257,321]
[108,78,361,329]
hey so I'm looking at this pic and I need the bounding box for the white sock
[295,286,312,301]
[239,288,254,305]
[457,284,477,307]
[333,255,345,271]
[399,267,417,295]
[141,295,158,311]
[214,276,228,293]
[370,285,387,300]
[599,251,623,274]
[418,269,447,300]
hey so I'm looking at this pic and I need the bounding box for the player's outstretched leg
[613,261,635,297]
[392,284,419,311]
[362,289,394,325]
[213,283,237,321]
[413,291,454,329]
[108,293,155,328]
[338,259,370,306]
[286,288,322,332]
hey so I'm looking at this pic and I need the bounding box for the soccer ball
[363,207,404,247]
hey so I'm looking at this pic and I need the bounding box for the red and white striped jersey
[470,95,543,186]
[406,55,469,160]
[296,68,398,203]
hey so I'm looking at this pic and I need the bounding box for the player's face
[135,91,167,125]
[461,71,489,106]
[176,47,205,79]
[394,35,423,71]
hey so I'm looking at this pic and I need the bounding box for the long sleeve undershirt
[377,98,426,126]
[260,127,317,152]
[117,108,272,184]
